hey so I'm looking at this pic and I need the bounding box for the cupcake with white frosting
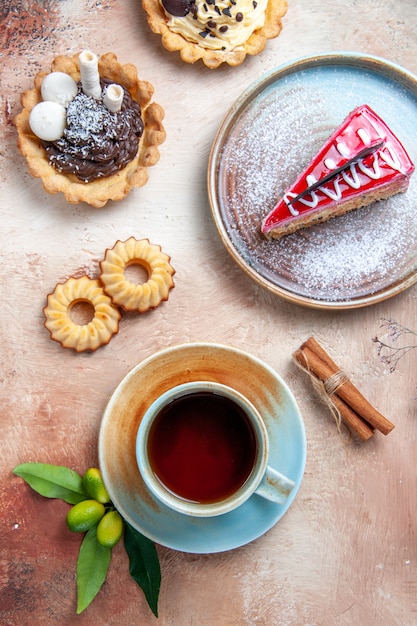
[142,0,287,68]
[15,51,166,207]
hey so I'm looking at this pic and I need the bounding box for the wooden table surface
[1,0,417,624]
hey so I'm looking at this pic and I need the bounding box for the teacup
[136,381,295,517]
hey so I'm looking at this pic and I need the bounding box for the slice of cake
[261,104,414,239]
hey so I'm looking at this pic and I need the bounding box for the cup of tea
[136,381,295,517]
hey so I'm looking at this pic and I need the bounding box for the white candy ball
[29,101,67,141]
[41,72,78,107]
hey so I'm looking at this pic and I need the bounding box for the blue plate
[98,343,306,553]
[208,53,417,309]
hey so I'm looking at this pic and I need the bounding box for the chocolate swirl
[42,80,144,183]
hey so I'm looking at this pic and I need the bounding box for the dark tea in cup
[146,390,257,504]
[136,381,294,517]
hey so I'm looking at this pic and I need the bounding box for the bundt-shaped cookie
[43,275,122,352]
[99,237,175,312]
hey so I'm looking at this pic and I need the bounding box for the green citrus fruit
[82,467,111,504]
[96,510,124,548]
[66,499,105,533]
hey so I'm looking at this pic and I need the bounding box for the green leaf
[124,521,161,617]
[13,463,88,504]
[76,525,112,614]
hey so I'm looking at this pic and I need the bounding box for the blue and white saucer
[98,342,306,554]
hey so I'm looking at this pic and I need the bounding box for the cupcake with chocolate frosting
[142,0,287,68]
[15,51,166,207]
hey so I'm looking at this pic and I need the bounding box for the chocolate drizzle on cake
[42,79,144,183]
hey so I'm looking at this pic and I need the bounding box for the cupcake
[15,51,166,207]
[142,0,287,68]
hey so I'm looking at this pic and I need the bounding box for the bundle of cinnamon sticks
[293,337,394,441]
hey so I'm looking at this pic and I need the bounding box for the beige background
[1,0,417,624]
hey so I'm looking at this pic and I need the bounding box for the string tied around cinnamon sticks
[322,370,349,397]
[294,353,352,441]
[297,364,351,441]
[293,337,395,442]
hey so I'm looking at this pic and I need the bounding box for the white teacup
[136,381,295,517]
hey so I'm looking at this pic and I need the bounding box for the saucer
[98,343,306,553]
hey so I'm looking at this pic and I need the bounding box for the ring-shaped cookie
[99,237,175,312]
[43,275,122,352]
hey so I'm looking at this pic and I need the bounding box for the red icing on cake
[261,104,415,238]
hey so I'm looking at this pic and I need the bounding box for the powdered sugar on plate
[211,56,417,306]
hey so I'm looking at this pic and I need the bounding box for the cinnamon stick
[294,337,394,436]
[293,349,375,441]
[302,337,342,374]
[326,390,375,442]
